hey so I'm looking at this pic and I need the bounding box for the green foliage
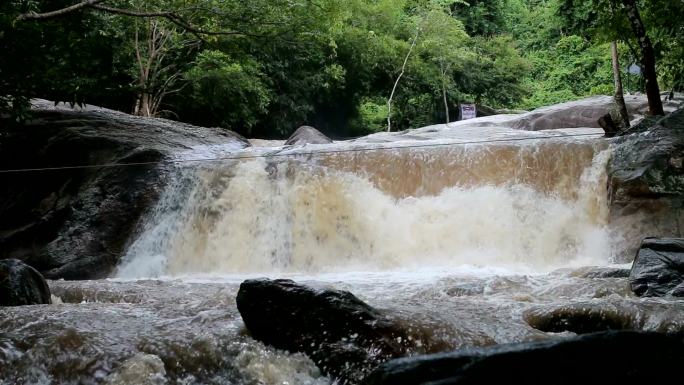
[6,0,681,137]
[184,50,271,132]
[505,0,646,109]
[452,0,507,36]
[354,97,390,133]
[553,0,684,91]
[0,0,531,136]
[0,0,131,119]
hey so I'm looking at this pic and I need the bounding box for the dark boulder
[0,100,249,279]
[236,279,413,384]
[284,126,332,146]
[608,108,684,260]
[364,331,684,385]
[0,259,51,306]
[630,237,684,297]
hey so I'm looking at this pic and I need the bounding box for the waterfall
[116,131,613,278]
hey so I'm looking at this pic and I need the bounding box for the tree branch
[15,0,107,21]
[90,4,245,36]
[16,1,250,39]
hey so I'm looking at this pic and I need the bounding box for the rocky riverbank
[0,101,249,279]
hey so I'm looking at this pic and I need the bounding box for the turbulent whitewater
[118,125,612,278]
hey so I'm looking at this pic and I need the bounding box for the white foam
[117,144,613,279]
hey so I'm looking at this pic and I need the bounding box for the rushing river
[2,123,684,384]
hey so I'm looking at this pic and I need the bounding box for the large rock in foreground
[236,279,413,384]
[630,238,684,297]
[284,125,332,145]
[0,259,51,306]
[608,108,684,259]
[365,331,684,385]
[0,100,249,279]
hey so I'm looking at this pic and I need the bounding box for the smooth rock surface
[364,331,684,385]
[284,125,333,145]
[236,279,413,384]
[0,259,51,306]
[508,95,647,131]
[630,237,684,297]
[0,100,249,279]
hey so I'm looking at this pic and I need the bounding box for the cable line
[0,132,604,174]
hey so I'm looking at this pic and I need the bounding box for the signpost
[460,103,476,120]
[627,63,641,93]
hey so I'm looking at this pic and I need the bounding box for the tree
[553,0,674,115]
[620,0,663,115]
[131,19,186,117]
[387,29,420,132]
[420,6,470,123]
[3,0,532,138]
[611,41,630,128]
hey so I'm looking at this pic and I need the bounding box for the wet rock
[104,353,167,385]
[285,126,332,145]
[598,113,621,137]
[236,278,413,384]
[0,100,249,279]
[508,95,647,131]
[523,303,635,334]
[630,237,684,297]
[0,259,51,306]
[364,331,684,385]
[575,266,631,278]
[608,108,684,259]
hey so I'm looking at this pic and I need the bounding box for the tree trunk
[621,0,664,116]
[388,30,419,132]
[442,82,449,124]
[441,64,450,124]
[611,41,630,129]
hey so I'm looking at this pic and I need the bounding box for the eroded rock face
[0,100,249,279]
[236,279,414,384]
[364,331,684,385]
[0,259,51,306]
[608,108,684,259]
[284,126,333,145]
[630,238,684,297]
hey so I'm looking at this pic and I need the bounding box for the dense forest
[1,0,682,138]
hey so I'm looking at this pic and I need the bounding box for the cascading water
[117,131,613,278]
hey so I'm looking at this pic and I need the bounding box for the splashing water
[117,134,613,278]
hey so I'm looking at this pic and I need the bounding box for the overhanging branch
[15,0,106,21]
[90,4,245,36]
[15,1,250,38]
